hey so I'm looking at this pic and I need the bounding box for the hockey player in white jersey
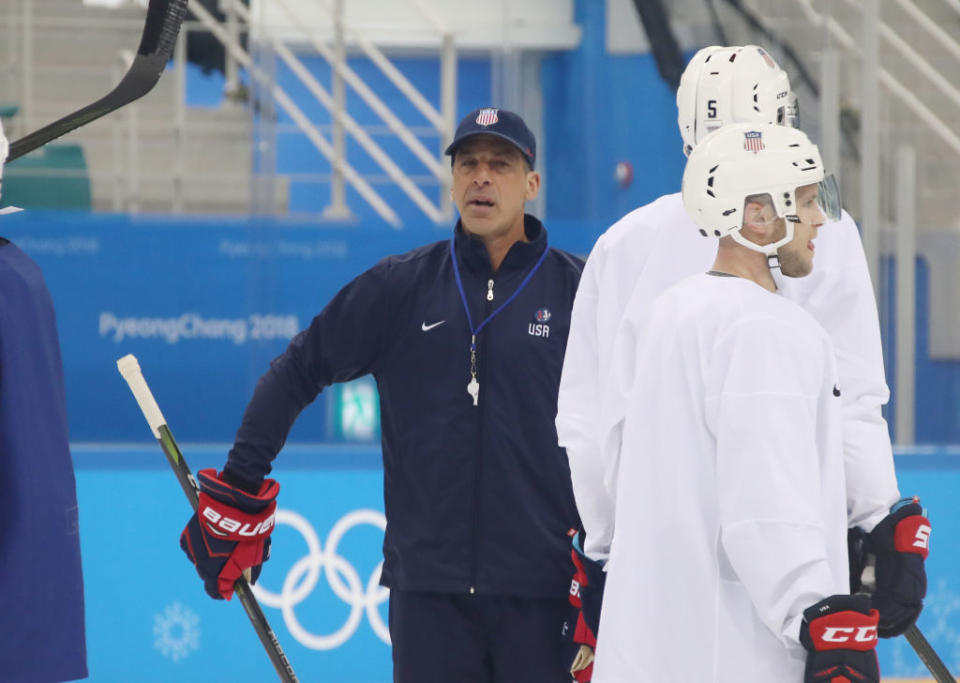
[592,122,879,682]
[557,47,930,680]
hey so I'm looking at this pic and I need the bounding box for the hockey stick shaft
[854,543,954,681]
[117,354,299,683]
[905,623,955,682]
[8,0,189,162]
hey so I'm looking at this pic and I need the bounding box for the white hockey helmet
[681,122,841,255]
[677,45,798,156]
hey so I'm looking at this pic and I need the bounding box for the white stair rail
[227,0,446,223]
[325,0,349,219]
[113,49,140,213]
[269,36,445,222]
[312,0,448,131]
[877,23,960,112]
[895,0,960,61]
[409,0,447,36]
[173,25,186,213]
[796,0,960,156]
[20,0,34,133]
[839,0,960,115]
[943,0,960,17]
[895,144,917,444]
[189,0,402,226]
[408,0,457,220]
[265,0,448,184]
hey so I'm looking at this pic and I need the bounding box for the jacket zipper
[469,274,494,594]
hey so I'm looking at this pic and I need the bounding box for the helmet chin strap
[767,253,781,270]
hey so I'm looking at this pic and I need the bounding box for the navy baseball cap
[444,107,536,169]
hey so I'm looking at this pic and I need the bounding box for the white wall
[249,0,581,51]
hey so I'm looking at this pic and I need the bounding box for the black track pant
[389,589,570,683]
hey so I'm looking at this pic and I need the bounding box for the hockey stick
[904,623,956,683]
[117,354,299,683]
[852,536,954,682]
[8,0,189,162]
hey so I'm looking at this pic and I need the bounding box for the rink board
[7,210,958,448]
[72,445,960,682]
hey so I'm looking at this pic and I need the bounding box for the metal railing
[796,0,960,156]
[225,0,448,223]
[250,0,456,219]
[794,0,960,442]
[6,0,459,225]
[215,0,458,226]
[189,0,404,226]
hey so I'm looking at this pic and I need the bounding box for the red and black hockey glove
[560,530,606,682]
[800,594,880,683]
[180,468,279,600]
[866,497,930,637]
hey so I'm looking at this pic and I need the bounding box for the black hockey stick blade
[905,623,956,682]
[117,354,300,683]
[8,0,189,162]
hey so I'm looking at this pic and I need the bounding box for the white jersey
[557,192,898,561]
[592,273,849,683]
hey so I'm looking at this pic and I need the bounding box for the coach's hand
[180,468,279,600]
[867,497,930,637]
[800,594,880,683]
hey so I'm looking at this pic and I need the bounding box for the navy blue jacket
[0,238,87,682]
[225,216,583,599]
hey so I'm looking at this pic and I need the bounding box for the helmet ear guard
[677,45,796,157]
[681,123,839,256]
[778,92,800,129]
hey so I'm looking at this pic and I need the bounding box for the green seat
[3,143,92,211]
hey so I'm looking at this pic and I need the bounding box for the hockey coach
[178,107,585,682]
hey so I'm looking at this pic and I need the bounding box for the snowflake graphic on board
[889,578,960,677]
[153,601,200,662]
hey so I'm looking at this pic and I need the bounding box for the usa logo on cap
[476,108,499,127]
[744,131,764,154]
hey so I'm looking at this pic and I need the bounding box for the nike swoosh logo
[421,320,446,332]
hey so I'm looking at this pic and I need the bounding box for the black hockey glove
[800,594,880,683]
[866,497,930,637]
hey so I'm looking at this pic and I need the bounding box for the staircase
[665,0,960,233]
[2,0,281,214]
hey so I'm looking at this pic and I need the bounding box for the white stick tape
[117,353,167,438]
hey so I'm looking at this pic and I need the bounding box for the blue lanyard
[449,236,549,345]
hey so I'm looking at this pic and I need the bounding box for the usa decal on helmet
[757,47,777,69]
[744,131,764,154]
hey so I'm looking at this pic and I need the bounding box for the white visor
[817,174,842,222]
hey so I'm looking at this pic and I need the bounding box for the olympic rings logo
[252,508,390,650]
